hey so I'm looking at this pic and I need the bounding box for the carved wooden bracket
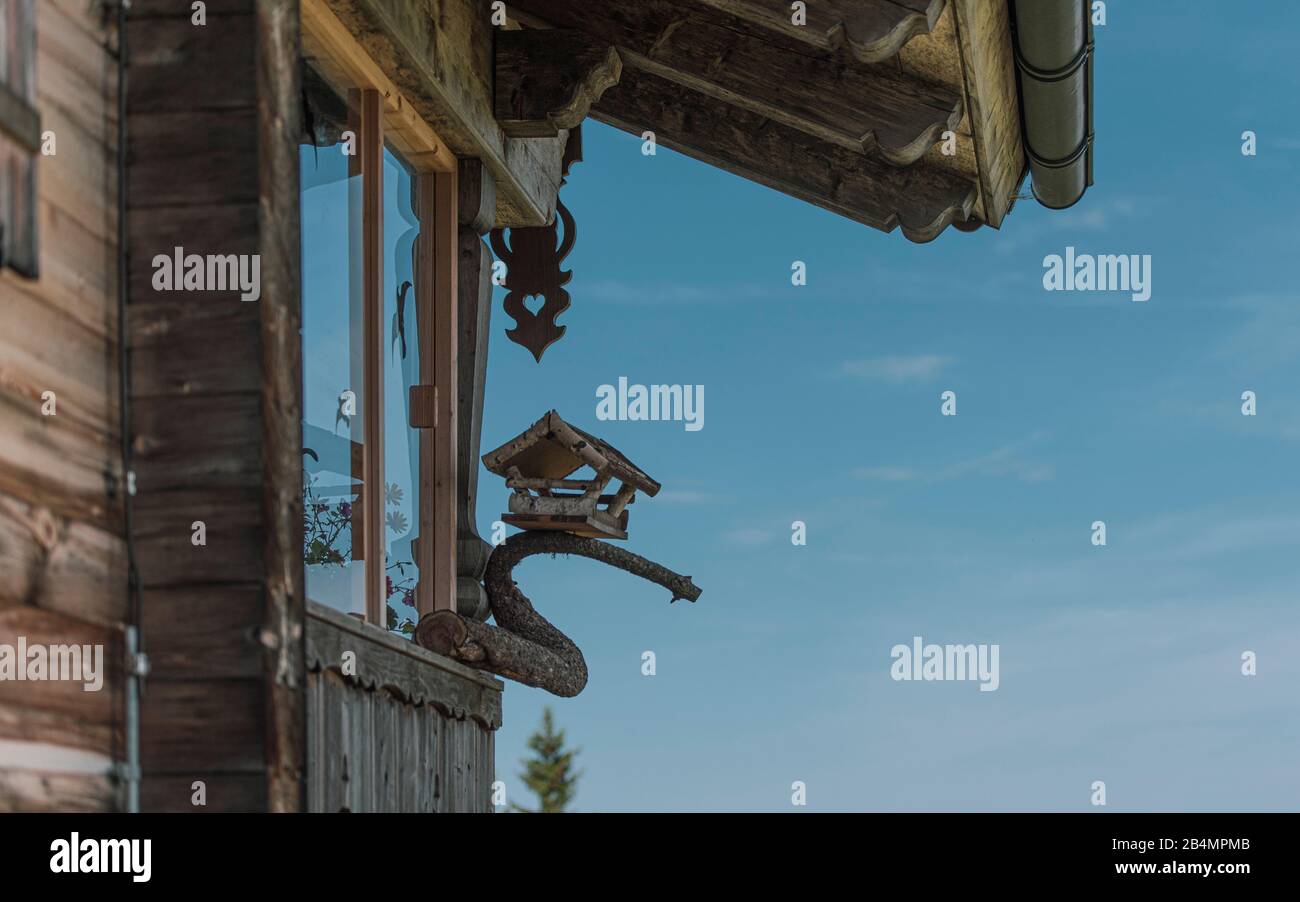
[490,129,583,362]
[494,29,622,138]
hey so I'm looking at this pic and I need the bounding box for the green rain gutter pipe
[1011,0,1094,209]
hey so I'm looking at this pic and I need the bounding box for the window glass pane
[300,70,367,617]
[382,147,421,636]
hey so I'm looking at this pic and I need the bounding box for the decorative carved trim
[507,0,962,168]
[489,129,584,361]
[695,0,947,64]
[494,29,622,138]
[593,69,976,243]
[305,601,503,729]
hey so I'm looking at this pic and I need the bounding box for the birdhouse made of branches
[482,410,661,540]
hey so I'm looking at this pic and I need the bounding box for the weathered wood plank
[304,602,500,812]
[139,680,265,773]
[139,583,263,680]
[129,0,254,16]
[0,768,115,812]
[140,773,267,813]
[306,601,502,724]
[510,0,961,165]
[432,170,458,613]
[301,0,455,172]
[129,306,262,397]
[455,159,495,619]
[2,198,117,342]
[34,12,118,244]
[593,67,976,242]
[125,3,299,813]
[256,0,307,814]
[322,0,567,226]
[0,281,119,437]
[950,0,1025,227]
[0,391,121,531]
[360,86,385,622]
[0,490,126,625]
[694,0,946,63]
[0,0,123,816]
[133,488,264,587]
[0,607,122,755]
[126,13,256,112]
[0,701,116,761]
[494,28,622,138]
[128,109,260,208]
[132,394,262,491]
[37,0,119,137]
[127,203,260,305]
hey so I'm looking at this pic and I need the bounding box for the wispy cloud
[993,196,1151,257]
[1050,196,1141,231]
[853,432,1053,484]
[852,465,918,482]
[656,489,726,505]
[1123,510,1300,561]
[723,527,774,548]
[582,279,780,306]
[1216,293,1300,369]
[838,354,953,385]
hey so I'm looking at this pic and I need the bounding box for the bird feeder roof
[481,410,661,496]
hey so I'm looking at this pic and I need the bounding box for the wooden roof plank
[694,0,947,64]
[950,0,1026,227]
[509,0,961,167]
[320,0,568,228]
[482,411,662,496]
[593,67,976,242]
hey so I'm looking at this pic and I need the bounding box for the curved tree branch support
[415,531,701,697]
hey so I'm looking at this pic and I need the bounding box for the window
[299,0,459,634]
[300,78,368,621]
[0,0,39,277]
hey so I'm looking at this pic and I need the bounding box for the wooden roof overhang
[503,0,1028,242]
[315,0,1036,239]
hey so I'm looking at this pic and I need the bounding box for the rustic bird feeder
[481,409,660,540]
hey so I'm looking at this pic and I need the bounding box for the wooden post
[360,88,385,625]
[414,175,436,615]
[605,482,637,518]
[257,0,307,813]
[455,160,496,620]
[432,169,458,614]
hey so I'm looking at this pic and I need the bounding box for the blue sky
[479,1,1300,812]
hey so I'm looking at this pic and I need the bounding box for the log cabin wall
[126,0,304,812]
[0,0,125,813]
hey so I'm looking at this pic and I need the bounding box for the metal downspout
[114,0,146,813]
[1011,0,1094,209]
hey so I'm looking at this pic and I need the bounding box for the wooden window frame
[0,0,40,278]
[302,0,458,625]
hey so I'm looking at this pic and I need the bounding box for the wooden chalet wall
[126,0,304,812]
[0,0,125,812]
